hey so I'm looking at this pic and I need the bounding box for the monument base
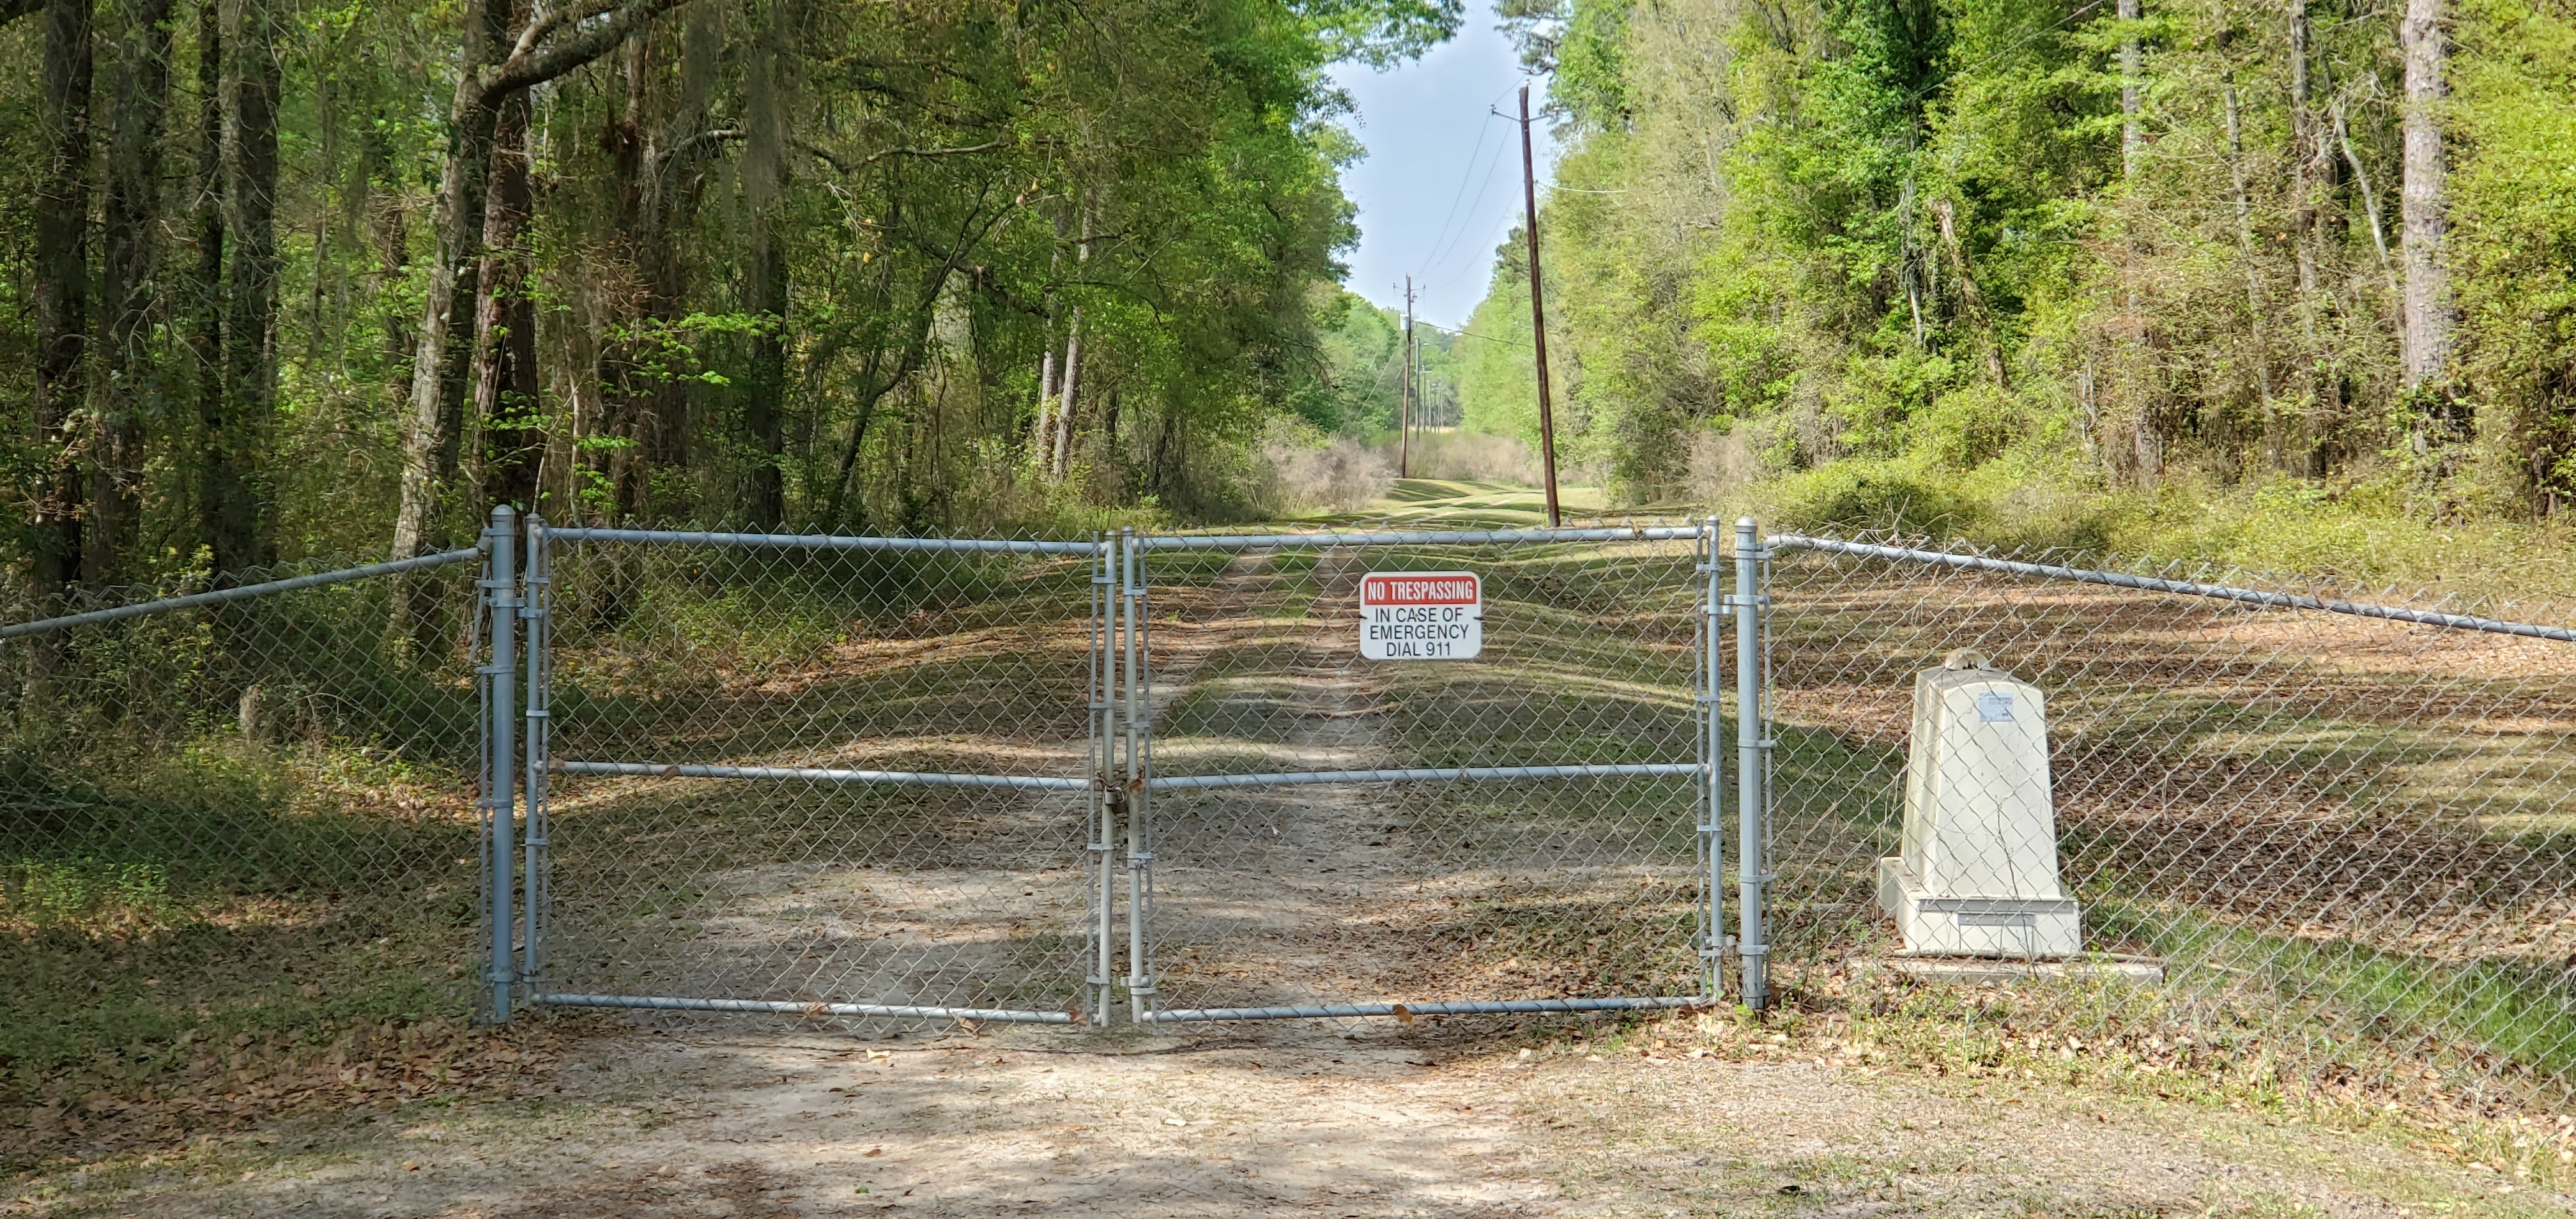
[1878,857,2082,958]
[1864,956,2165,985]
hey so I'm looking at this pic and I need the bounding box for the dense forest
[1461,0,2576,539]
[0,0,1466,605]
[13,0,2574,608]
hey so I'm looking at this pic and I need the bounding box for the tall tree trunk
[597,16,714,525]
[471,84,541,510]
[597,34,657,524]
[744,229,788,528]
[2223,77,2273,415]
[740,3,788,527]
[188,0,224,570]
[367,125,414,385]
[624,180,698,522]
[2398,0,2452,392]
[1051,306,1082,478]
[2118,0,2142,176]
[390,0,509,560]
[1032,348,1056,457]
[211,0,280,575]
[2287,0,2319,302]
[33,0,94,601]
[1029,207,1066,461]
[1049,204,1092,479]
[93,0,175,585]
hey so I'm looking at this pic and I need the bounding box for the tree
[392,0,696,558]
[211,0,283,575]
[93,0,175,584]
[33,0,93,599]
[2399,0,2451,393]
[0,0,1441,590]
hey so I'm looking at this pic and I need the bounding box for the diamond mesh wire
[19,514,2574,1104]
[1133,526,1716,1020]
[0,551,489,1051]
[1758,534,2576,1105]
[528,529,1105,1027]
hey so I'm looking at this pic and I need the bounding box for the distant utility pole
[1399,276,1417,480]
[1517,82,1562,527]
[1408,285,1422,450]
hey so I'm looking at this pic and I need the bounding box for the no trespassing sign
[1359,571,1482,661]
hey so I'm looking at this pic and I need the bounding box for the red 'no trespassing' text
[1360,576,1478,606]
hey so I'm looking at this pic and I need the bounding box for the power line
[1413,112,1507,284]
[1415,133,1513,289]
[1415,317,1531,351]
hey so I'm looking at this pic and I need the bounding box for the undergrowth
[1747,455,2576,610]
[1,735,481,1139]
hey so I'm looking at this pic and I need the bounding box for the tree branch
[510,0,623,60]
[795,138,1012,176]
[477,0,691,102]
[657,127,746,177]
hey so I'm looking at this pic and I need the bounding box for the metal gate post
[1089,533,1117,1027]
[1699,518,1728,1000]
[520,515,552,996]
[481,505,520,1022]
[1732,518,1769,1009]
[1121,527,1158,1024]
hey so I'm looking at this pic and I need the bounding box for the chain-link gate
[517,524,1112,1026]
[1120,525,1728,1023]
[1747,530,2576,1104]
[504,519,1747,1028]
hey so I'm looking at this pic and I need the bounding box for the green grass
[2085,901,2576,1095]
[1291,478,1617,528]
[1758,686,2576,1108]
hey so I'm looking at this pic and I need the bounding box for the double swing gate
[9,507,2573,1098]
[480,514,1761,1027]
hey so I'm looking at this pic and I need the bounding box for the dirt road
[19,1015,2559,1218]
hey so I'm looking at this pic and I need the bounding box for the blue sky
[1327,6,1562,330]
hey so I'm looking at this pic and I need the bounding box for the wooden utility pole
[1408,280,1422,466]
[1399,276,1415,479]
[1517,82,1561,526]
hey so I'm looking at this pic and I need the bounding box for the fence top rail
[1767,533,2576,644]
[1149,763,1702,790]
[553,761,1089,790]
[543,527,1100,556]
[1135,524,1703,551]
[0,547,485,640]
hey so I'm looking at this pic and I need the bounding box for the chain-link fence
[1128,526,1721,1023]
[1753,531,2576,1107]
[0,538,496,1087]
[19,509,2570,1110]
